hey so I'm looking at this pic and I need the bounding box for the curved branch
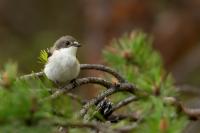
[19,64,126,83]
[44,77,135,102]
[42,77,114,101]
[110,96,138,113]
[81,64,126,83]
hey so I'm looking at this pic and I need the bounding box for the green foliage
[38,49,48,65]
[103,31,188,133]
[0,63,76,133]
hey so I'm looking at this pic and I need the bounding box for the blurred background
[0,0,200,86]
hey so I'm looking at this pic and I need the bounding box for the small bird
[44,35,81,83]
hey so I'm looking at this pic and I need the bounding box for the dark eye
[65,41,70,46]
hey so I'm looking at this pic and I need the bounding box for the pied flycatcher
[44,35,81,83]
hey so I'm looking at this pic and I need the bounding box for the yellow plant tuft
[38,49,48,64]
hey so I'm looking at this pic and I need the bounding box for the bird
[44,35,81,84]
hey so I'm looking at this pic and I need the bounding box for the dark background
[0,0,200,86]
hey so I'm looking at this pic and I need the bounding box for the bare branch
[57,121,138,133]
[19,71,44,80]
[111,96,138,113]
[107,114,139,123]
[41,77,115,102]
[81,64,126,83]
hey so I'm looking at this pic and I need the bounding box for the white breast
[44,48,80,83]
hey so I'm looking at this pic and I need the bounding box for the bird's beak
[73,41,81,47]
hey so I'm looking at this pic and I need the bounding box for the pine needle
[38,49,48,64]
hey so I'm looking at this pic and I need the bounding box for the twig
[19,64,126,83]
[43,77,136,102]
[182,106,200,118]
[107,114,139,122]
[41,77,114,102]
[79,83,137,117]
[81,64,126,83]
[19,71,44,80]
[164,96,200,119]
[110,96,138,113]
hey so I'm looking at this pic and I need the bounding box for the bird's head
[50,35,81,55]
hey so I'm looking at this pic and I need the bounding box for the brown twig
[107,114,139,122]
[110,96,138,113]
[80,64,126,83]
[40,77,114,102]
[43,77,136,102]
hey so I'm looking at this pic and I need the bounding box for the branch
[19,64,126,83]
[79,83,137,117]
[43,77,136,102]
[80,64,126,83]
[107,114,139,122]
[43,77,112,101]
[57,121,139,133]
[110,96,138,113]
[164,97,200,119]
[19,71,44,80]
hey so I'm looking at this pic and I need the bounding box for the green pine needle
[38,49,48,64]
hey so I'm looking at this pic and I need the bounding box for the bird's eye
[65,41,70,46]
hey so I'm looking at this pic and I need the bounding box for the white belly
[44,51,80,83]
